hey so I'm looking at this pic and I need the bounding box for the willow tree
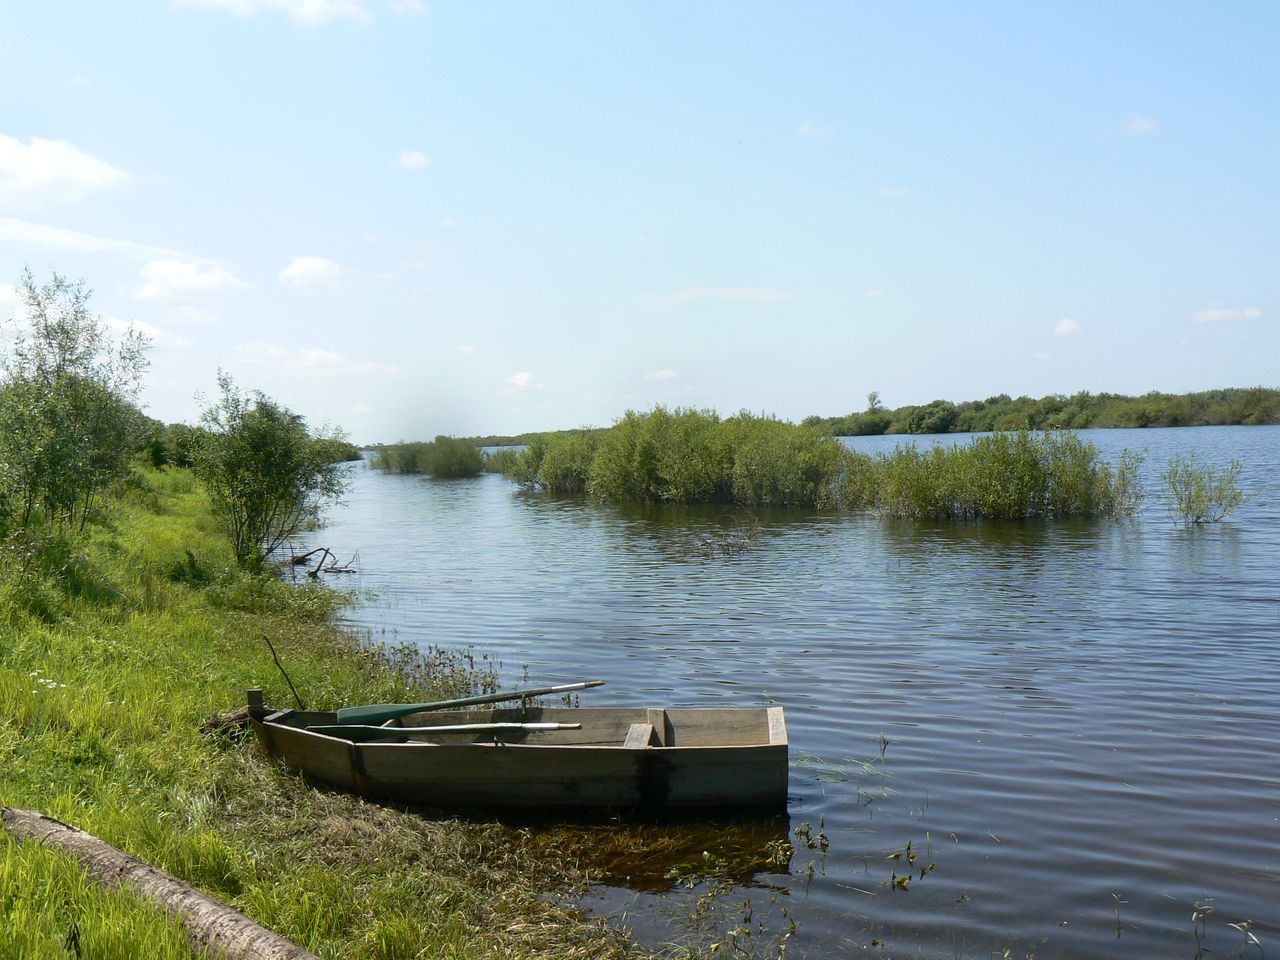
[194,373,347,567]
[0,269,149,531]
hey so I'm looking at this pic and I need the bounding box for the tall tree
[0,269,149,530]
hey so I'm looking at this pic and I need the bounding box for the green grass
[0,466,635,960]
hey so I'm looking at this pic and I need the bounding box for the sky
[0,1,1276,442]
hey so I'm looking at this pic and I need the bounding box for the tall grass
[501,408,1141,520]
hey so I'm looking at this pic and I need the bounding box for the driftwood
[1,807,319,960]
[288,548,357,576]
[200,705,251,739]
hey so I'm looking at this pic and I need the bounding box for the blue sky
[1,1,1276,442]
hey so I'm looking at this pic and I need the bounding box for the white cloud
[171,0,372,27]
[796,120,831,139]
[66,72,89,89]
[500,371,548,395]
[105,315,191,348]
[864,288,887,300]
[0,134,129,206]
[390,0,425,15]
[166,305,221,326]
[1192,302,1262,324]
[350,403,373,415]
[394,149,430,170]
[644,368,678,381]
[1054,317,1081,336]
[1123,114,1159,136]
[0,216,192,261]
[232,342,400,377]
[278,256,346,293]
[135,259,247,301]
[880,186,910,199]
[456,343,477,356]
[1033,351,1051,361]
[648,286,791,308]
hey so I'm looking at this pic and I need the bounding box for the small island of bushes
[501,407,1144,521]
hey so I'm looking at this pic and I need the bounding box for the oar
[307,721,583,743]
[333,679,606,726]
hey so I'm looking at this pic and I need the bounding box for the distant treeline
[446,388,1279,450]
[499,407,1143,520]
[804,387,1280,436]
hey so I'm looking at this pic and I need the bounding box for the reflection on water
[300,426,1280,959]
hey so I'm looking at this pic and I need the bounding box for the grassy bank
[504,408,1142,520]
[0,466,635,959]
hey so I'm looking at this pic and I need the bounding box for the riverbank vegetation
[503,407,1144,520]
[0,270,643,958]
[0,469,638,959]
[195,372,349,567]
[370,436,484,478]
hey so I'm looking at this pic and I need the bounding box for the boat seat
[624,722,661,748]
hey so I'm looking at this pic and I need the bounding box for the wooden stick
[1,807,318,960]
[305,721,582,742]
[262,635,306,711]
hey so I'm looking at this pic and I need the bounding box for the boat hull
[249,705,788,811]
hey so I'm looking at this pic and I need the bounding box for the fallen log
[1,807,318,960]
[200,705,252,739]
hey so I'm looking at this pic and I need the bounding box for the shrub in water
[1163,453,1243,524]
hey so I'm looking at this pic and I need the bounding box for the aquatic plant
[371,435,484,478]
[874,431,1143,521]
[1163,453,1244,525]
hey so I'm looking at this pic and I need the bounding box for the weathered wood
[200,705,251,739]
[250,704,789,810]
[331,679,606,726]
[306,721,583,743]
[1,807,318,960]
[623,722,658,748]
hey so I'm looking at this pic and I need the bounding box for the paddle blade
[333,702,429,725]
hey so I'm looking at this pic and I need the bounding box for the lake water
[303,426,1279,959]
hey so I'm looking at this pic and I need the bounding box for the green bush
[482,447,521,474]
[0,269,149,532]
[1163,454,1244,524]
[194,372,348,567]
[875,431,1143,520]
[371,437,483,477]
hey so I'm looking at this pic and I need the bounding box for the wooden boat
[247,691,788,811]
